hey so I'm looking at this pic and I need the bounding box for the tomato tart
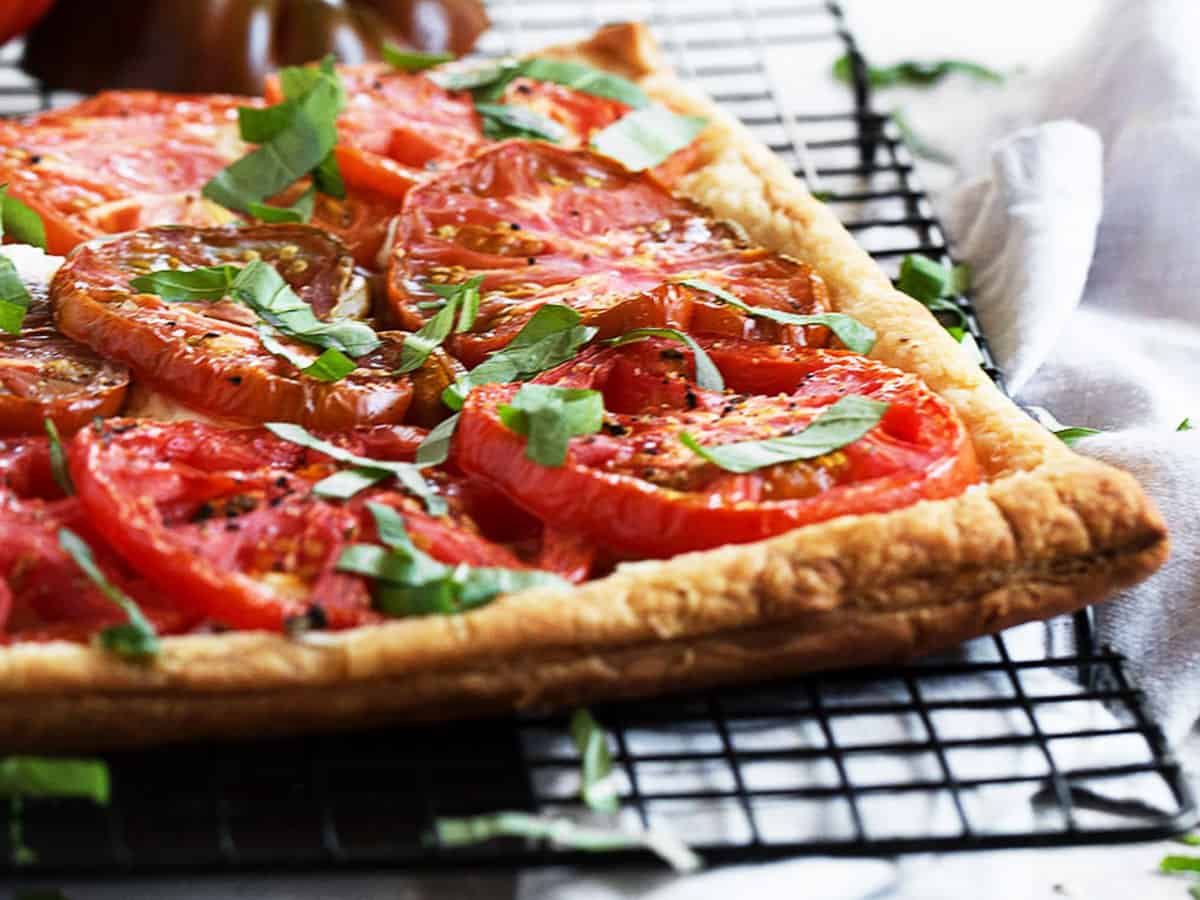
[0,23,1166,750]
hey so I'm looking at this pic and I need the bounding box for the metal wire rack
[0,0,1195,879]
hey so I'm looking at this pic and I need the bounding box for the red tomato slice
[387,142,832,365]
[453,337,979,558]
[69,419,537,632]
[52,225,421,429]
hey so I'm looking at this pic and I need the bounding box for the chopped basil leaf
[681,394,889,474]
[513,58,650,108]
[569,709,619,814]
[0,184,47,249]
[895,254,970,328]
[606,327,724,392]
[43,419,74,496]
[443,304,597,410]
[430,59,520,93]
[1177,834,1200,846]
[58,528,159,661]
[432,811,702,873]
[266,422,445,515]
[810,189,835,202]
[0,254,32,335]
[591,106,706,172]
[337,502,567,616]
[0,757,110,804]
[312,466,389,500]
[1053,426,1101,447]
[311,148,345,198]
[1178,418,1194,432]
[832,53,1004,89]
[383,43,454,72]
[1160,855,1200,874]
[475,102,568,142]
[416,413,460,467]
[237,100,297,144]
[203,59,345,213]
[396,276,484,375]
[248,185,316,224]
[130,264,239,301]
[258,324,356,381]
[680,278,877,354]
[498,384,604,467]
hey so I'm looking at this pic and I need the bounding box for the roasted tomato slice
[387,142,831,365]
[70,419,534,631]
[51,225,422,429]
[453,338,979,558]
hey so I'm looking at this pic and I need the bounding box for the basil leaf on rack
[432,811,702,873]
[58,527,159,661]
[415,413,460,467]
[895,254,970,328]
[442,304,597,410]
[0,184,47,249]
[832,54,1004,89]
[0,757,110,804]
[248,185,316,224]
[266,422,445,514]
[680,395,889,474]
[383,43,454,72]
[0,255,32,335]
[1160,855,1200,874]
[130,265,239,302]
[606,327,724,392]
[498,384,604,467]
[680,278,877,354]
[337,502,567,616]
[511,58,650,108]
[396,276,485,375]
[475,102,567,142]
[1053,426,1102,447]
[569,709,619,814]
[1177,418,1193,432]
[590,106,707,172]
[43,419,74,496]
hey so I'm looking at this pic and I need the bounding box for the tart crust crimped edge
[0,23,1167,751]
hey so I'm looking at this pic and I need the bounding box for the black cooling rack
[0,0,1195,880]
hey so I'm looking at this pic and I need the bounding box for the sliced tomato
[387,142,832,365]
[69,419,535,631]
[453,337,979,558]
[52,225,419,429]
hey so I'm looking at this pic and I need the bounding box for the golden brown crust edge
[0,23,1168,750]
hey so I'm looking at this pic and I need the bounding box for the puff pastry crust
[0,23,1167,751]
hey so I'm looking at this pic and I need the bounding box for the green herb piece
[895,254,970,328]
[203,57,345,213]
[591,106,706,172]
[337,502,567,616]
[810,189,835,202]
[0,757,110,804]
[248,185,316,224]
[1053,426,1101,447]
[383,43,454,72]
[43,419,74,496]
[0,254,33,335]
[432,811,702,873]
[58,528,159,661]
[430,59,521,93]
[606,327,724,392]
[416,413,460,467]
[442,304,597,411]
[0,184,47,249]
[512,58,650,108]
[1176,834,1200,846]
[266,422,445,514]
[680,278,877,354]
[475,102,568,142]
[832,53,1004,89]
[498,384,604,467]
[681,395,889,474]
[570,709,618,814]
[311,467,389,500]
[396,276,484,375]
[1178,418,1194,432]
[1160,855,1200,874]
[129,264,239,302]
[1190,885,1200,900]
[256,325,356,382]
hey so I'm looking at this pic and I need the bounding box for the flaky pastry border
[0,24,1166,750]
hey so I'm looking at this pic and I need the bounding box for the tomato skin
[453,340,979,559]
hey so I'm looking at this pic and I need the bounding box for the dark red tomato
[387,142,831,365]
[453,337,979,558]
[69,418,536,632]
[52,225,421,429]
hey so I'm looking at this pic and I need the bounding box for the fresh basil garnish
[0,184,47,250]
[606,327,724,392]
[265,422,445,514]
[383,43,454,73]
[569,709,619,814]
[204,56,345,215]
[832,54,1004,89]
[1053,426,1101,447]
[442,304,597,411]
[0,255,32,336]
[130,264,238,301]
[679,278,877,355]
[415,413,460,467]
[43,419,74,496]
[475,102,567,142]
[512,58,650,108]
[256,325,356,382]
[1178,418,1193,432]
[680,394,889,473]
[430,59,520,93]
[396,276,484,374]
[0,757,110,804]
[337,502,567,616]
[895,254,972,331]
[1160,854,1200,874]
[590,106,706,172]
[58,528,159,661]
[498,384,604,467]
[247,185,316,224]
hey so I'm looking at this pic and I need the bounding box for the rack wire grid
[1,0,1196,878]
